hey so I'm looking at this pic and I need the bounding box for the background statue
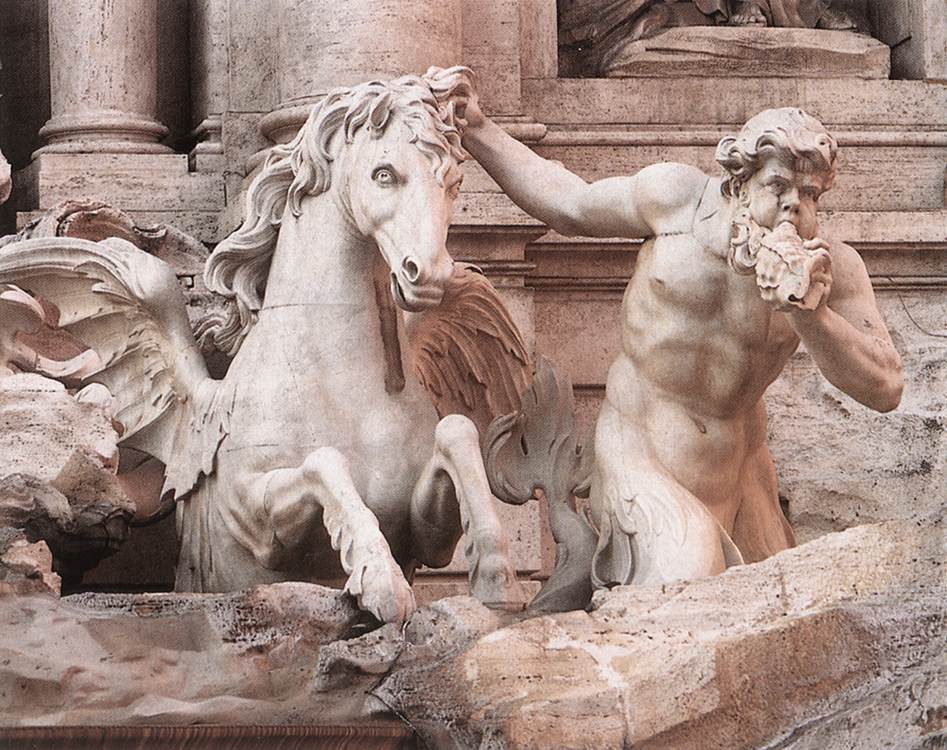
[0,73,539,625]
[441,67,903,591]
[559,0,868,76]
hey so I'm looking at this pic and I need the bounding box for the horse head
[327,80,465,311]
[201,71,473,354]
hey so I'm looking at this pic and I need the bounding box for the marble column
[259,0,462,145]
[36,0,170,155]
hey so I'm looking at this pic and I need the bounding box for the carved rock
[0,583,360,726]
[0,374,133,581]
[0,530,60,597]
[378,513,947,749]
[9,200,207,276]
[0,516,941,745]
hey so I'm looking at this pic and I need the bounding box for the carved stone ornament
[558,0,871,76]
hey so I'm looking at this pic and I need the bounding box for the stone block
[875,0,947,81]
[524,77,947,128]
[532,142,947,211]
[601,27,890,79]
[15,154,225,213]
[377,514,946,748]
[227,0,278,113]
[461,0,522,116]
[17,209,222,246]
[519,0,558,80]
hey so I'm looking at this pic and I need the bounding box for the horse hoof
[470,553,527,612]
[351,558,416,625]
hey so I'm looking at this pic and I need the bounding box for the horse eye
[373,167,397,185]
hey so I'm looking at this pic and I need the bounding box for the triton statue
[437,68,902,595]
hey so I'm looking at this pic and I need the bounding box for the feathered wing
[0,236,226,503]
[406,263,531,434]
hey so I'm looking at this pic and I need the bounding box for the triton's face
[743,155,830,239]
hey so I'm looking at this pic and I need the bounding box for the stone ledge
[0,724,416,750]
[529,211,947,251]
[14,155,225,213]
[524,77,947,128]
[599,27,890,80]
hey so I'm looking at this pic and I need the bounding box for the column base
[34,112,172,157]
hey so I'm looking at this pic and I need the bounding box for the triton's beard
[729,205,770,275]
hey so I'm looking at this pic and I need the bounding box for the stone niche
[0,1,944,748]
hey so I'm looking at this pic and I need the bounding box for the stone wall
[0,0,944,596]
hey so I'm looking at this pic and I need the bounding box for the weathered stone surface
[0,531,59,597]
[16,154,224,212]
[601,27,890,79]
[531,142,947,211]
[0,374,133,579]
[524,77,947,128]
[0,513,942,746]
[379,513,947,749]
[770,288,947,543]
[0,583,360,726]
[0,374,118,479]
[39,0,169,154]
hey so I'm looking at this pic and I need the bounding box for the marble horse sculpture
[0,73,533,624]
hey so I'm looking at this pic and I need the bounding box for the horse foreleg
[235,447,416,624]
[410,415,526,610]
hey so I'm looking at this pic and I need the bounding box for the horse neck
[254,193,407,384]
[264,193,377,309]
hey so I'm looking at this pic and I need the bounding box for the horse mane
[200,71,470,356]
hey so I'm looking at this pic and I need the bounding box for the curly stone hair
[715,107,838,199]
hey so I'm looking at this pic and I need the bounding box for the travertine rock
[0,583,360,726]
[599,26,890,79]
[0,374,133,579]
[0,530,60,597]
[0,374,119,480]
[378,513,947,749]
[0,516,941,746]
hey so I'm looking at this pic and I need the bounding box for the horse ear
[368,90,394,132]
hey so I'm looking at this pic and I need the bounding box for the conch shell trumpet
[754,222,830,311]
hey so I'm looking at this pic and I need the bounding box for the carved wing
[0,236,225,503]
[406,263,531,435]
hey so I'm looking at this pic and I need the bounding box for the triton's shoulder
[633,163,711,225]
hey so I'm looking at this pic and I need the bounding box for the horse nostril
[402,256,421,283]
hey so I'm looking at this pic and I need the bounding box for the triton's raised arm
[459,90,705,240]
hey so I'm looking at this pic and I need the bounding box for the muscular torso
[603,179,799,521]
